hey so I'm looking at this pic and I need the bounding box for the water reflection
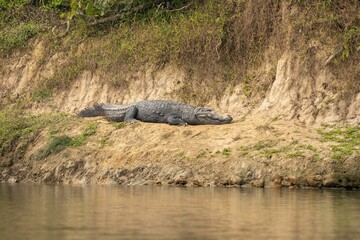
[0,184,359,240]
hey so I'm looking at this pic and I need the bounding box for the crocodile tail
[78,103,105,117]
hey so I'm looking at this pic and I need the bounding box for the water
[0,184,359,240]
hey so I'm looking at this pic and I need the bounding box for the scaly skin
[78,100,233,125]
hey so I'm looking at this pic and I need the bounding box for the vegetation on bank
[0,0,359,104]
[0,104,63,166]
[317,125,360,160]
[234,124,360,161]
[38,122,97,159]
[0,103,99,165]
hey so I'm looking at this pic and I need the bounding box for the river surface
[0,184,359,240]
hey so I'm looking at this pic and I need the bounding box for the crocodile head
[193,107,233,125]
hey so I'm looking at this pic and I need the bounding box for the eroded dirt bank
[1,116,359,189]
[1,44,359,188]
[1,1,359,188]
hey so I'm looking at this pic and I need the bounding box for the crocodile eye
[195,107,212,114]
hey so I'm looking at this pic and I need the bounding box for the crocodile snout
[222,115,233,123]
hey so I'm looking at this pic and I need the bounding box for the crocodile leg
[167,115,188,126]
[124,106,138,123]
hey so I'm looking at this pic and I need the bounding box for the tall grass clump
[0,23,38,56]
[37,135,73,159]
[0,106,43,158]
[0,102,71,163]
[37,123,97,159]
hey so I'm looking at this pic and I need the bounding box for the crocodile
[78,100,233,125]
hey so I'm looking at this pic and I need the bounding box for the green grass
[0,102,98,161]
[243,74,253,97]
[99,137,109,148]
[235,126,358,160]
[317,126,360,160]
[38,123,97,159]
[71,123,97,146]
[37,135,73,159]
[264,146,291,158]
[32,88,53,102]
[222,148,231,157]
[0,105,71,163]
[253,140,278,150]
[0,0,31,9]
[0,23,38,56]
[0,107,44,156]
[111,122,127,129]
[298,144,318,152]
[238,146,250,156]
[237,140,322,159]
[286,151,305,158]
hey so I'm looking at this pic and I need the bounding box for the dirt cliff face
[257,53,359,124]
[1,41,359,126]
[2,41,359,124]
[0,0,359,187]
